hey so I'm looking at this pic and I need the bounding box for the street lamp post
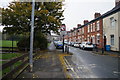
[29,0,35,72]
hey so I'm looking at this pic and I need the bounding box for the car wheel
[83,46,85,50]
[91,48,93,51]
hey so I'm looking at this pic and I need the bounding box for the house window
[82,28,84,34]
[87,35,90,42]
[88,25,89,33]
[110,17,115,27]
[80,29,82,35]
[93,23,95,31]
[110,35,114,46]
[97,21,100,31]
[92,36,95,44]
[82,36,84,42]
[91,24,93,32]
[96,35,100,44]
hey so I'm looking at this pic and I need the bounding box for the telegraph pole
[29,0,35,72]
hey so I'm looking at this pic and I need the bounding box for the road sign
[61,24,66,31]
[60,31,67,36]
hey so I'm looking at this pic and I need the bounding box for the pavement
[64,46,119,79]
[92,48,120,58]
[17,51,67,79]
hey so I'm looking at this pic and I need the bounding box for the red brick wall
[64,13,103,49]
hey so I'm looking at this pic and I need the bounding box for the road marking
[64,57,80,78]
[113,71,120,74]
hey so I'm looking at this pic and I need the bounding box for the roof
[76,3,120,30]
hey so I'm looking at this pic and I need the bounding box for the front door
[104,36,107,51]
[119,37,120,52]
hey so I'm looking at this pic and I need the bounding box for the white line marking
[64,57,80,78]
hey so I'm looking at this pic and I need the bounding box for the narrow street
[65,47,119,78]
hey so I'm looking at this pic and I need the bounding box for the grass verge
[2,61,22,76]
[0,53,22,60]
[0,40,18,47]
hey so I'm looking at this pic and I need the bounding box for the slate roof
[76,3,120,30]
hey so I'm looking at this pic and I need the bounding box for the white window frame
[110,17,115,27]
[110,35,114,46]
[93,23,95,31]
[80,29,81,35]
[82,28,84,34]
[91,24,93,32]
[88,25,90,33]
[96,35,100,44]
[92,36,95,44]
[97,21,100,31]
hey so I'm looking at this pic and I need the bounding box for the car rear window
[87,42,92,45]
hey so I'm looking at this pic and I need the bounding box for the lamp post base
[29,64,33,72]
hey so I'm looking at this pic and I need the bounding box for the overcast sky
[62,0,115,31]
[0,0,115,31]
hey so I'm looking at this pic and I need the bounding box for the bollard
[102,48,104,54]
[67,46,69,53]
[96,46,98,52]
[65,45,67,53]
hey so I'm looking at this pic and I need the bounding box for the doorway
[119,37,120,52]
[104,36,107,51]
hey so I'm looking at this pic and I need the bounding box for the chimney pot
[115,0,120,6]
[77,24,81,27]
[84,20,89,25]
[94,13,101,18]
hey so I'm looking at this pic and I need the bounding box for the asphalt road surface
[65,46,119,78]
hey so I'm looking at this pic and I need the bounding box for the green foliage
[17,36,30,51]
[34,32,48,50]
[0,40,17,47]
[2,2,64,51]
[17,32,48,51]
[0,53,22,60]
[2,2,64,34]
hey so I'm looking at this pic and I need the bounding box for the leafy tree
[1,2,64,50]
[2,2,64,35]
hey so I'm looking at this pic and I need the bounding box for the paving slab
[17,51,66,79]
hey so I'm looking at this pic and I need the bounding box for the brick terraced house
[64,2,120,51]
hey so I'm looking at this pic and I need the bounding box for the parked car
[64,41,68,45]
[73,42,80,48]
[64,41,70,45]
[70,42,75,46]
[80,42,94,50]
[53,40,59,46]
[56,41,63,49]
[67,42,71,46]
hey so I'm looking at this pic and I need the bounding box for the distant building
[47,33,60,42]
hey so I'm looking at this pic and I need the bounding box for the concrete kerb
[92,50,120,58]
[58,53,73,80]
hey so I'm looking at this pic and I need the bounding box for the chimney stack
[73,27,76,30]
[115,0,120,6]
[84,20,89,25]
[94,13,101,18]
[77,24,81,28]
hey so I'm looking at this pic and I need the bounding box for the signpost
[60,24,67,53]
